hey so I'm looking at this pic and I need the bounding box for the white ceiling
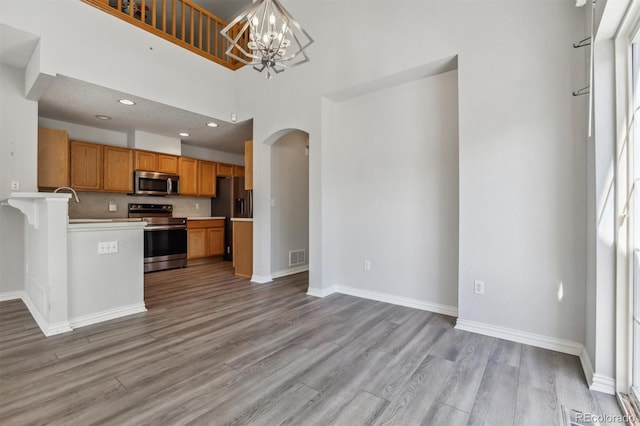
[0,0,255,155]
[38,75,253,154]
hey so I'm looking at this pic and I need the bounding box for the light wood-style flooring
[0,260,624,425]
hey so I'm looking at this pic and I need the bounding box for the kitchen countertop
[186,217,226,220]
[230,218,253,222]
[67,220,147,230]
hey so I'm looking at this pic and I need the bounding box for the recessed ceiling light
[206,122,219,128]
[118,99,135,106]
[95,115,112,120]
[179,132,190,137]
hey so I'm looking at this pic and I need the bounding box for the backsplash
[68,192,212,219]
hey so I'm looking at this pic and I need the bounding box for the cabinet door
[198,161,216,196]
[103,146,134,193]
[179,157,198,195]
[187,229,207,259]
[233,166,245,178]
[38,127,69,189]
[244,140,253,190]
[217,163,234,177]
[135,151,158,171]
[70,141,102,190]
[207,227,225,256]
[158,154,179,174]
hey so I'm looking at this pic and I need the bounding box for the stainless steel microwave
[133,171,180,195]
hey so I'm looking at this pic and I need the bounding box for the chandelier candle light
[220,0,313,78]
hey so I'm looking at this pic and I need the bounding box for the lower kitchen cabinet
[187,219,225,260]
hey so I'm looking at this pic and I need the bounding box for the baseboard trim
[69,303,147,329]
[251,274,273,284]
[580,347,595,387]
[306,286,337,298]
[455,318,583,355]
[335,285,458,317]
[0,290,24,302]
[591,374,616,395]
[272,265,309,279]
[20,292,72,337]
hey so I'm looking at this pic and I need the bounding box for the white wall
[239,0,587,343]
[270,130,309,276]
[128,130,181,155]
[326,70,458,307]
[38,117,128,146]
[0,64,37,296]
[181,143,245,165]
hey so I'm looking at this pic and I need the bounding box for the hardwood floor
[0,260,624,425]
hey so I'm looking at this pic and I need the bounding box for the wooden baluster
[162,0,166,31]
[190,7,195,46]
[151,0,156,27]
[207,18,211,55]
[116,0,122,13]
[199,12,203,51]
[140,0,146,23]
[172,0,176,36]
[181,1,185,41]
[214,21,219,58]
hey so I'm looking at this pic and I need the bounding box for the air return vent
[289,249,306,267]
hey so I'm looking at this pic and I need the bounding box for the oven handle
[145,225,187,231]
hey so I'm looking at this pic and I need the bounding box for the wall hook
[572,86,590,97]
[573,37,592,48]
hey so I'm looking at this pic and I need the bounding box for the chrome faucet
[53,186,80,203]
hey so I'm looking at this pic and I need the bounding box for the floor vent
[289,249,306,267]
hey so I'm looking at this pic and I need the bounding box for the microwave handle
[167,178,173,194]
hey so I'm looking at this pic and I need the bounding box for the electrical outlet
[10,180,20,191]
[196,202,200,210]
[363,260,371,271]
[98,241,119,254]
[108,200,118,212]
[474,280,485,295]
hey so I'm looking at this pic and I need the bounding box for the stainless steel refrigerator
[210,176,252,261]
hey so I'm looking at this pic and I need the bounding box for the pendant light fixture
[220,0,313,79]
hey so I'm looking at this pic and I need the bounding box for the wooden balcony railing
[82,0,248,70]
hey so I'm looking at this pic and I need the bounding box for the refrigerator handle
[249,190,253,218]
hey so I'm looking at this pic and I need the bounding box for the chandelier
[220,0,314,78]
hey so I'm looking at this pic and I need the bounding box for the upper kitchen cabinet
[134,150,158,171]
[217,163,234,177]
[198,160,216,197]
[245,140,253,190]
[38,127,69,189]
[233,165,245,178]
[70,140,102,190]
[103,146,134,192]
[179,157,198,195]
[158,154,179,174]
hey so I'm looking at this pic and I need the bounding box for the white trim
[455,318,583,355]
[20,292,72,337]
[250,274,273,284]
[592,374,617,395]
[69,303,147,329]
[0,290,24,302]
[271,265,309,279]
[580,346,595,387]
[335,285,458,317]
[306,285,337,298]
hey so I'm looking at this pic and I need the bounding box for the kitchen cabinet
[232,219,253,278]
[38,127,70,189]
[70,140,103,190]
[217,163,234,177]
[135,150,157,171]
[103,146,134,193]
[158,154,179,174]
[187,228,207,259]
[187,219,225,259]
[179,157,198,195]
[233,165,244,178]
[207,227,224,256]
[198,160,216,197]
[244,140,253,190]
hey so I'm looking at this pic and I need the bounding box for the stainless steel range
[128,203,187,273]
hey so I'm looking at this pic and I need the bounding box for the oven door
[144,226,187,271]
